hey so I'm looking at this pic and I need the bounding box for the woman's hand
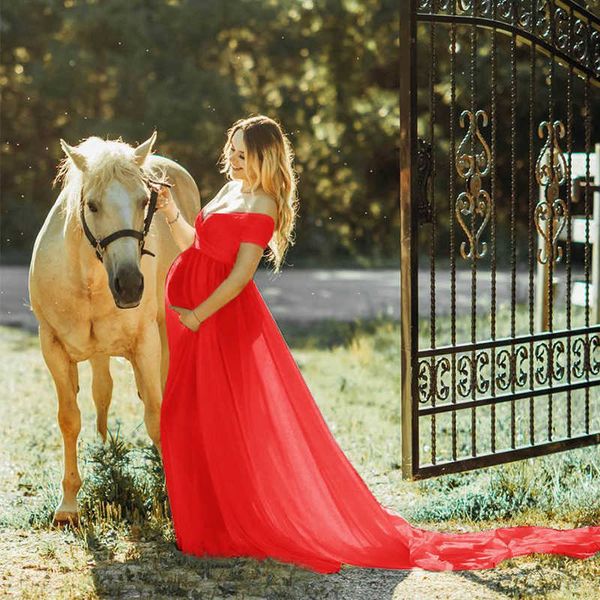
[169,305,202,332]
[156,187,172,212]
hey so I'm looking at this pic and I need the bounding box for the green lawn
[1,318,598,599]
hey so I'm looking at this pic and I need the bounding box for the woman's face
[229,129,247,182]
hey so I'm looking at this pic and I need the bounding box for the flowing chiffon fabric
[161,205,600,574]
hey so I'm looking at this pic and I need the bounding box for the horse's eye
[87,202,98,213]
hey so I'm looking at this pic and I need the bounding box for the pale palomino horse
[28,132,200,525]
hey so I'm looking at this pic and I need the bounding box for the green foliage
[410,448,600,525]
[281,310,398,350]
[79,423,169,527]
[2,0,402,266]
[25,479,63,530]
[4,2,600,266]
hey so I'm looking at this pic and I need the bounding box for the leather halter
[79,177,172,262]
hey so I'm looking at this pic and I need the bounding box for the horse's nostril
[112,270,144,303]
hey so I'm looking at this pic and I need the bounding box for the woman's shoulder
[251,192,277,213]
[250,194,278,227]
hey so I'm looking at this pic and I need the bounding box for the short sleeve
[239,215,275,249]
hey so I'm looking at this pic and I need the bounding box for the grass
[1,316,599,599]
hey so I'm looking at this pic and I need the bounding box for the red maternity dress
[161,193,600,574]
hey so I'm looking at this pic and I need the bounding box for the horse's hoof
[53,510,80,527]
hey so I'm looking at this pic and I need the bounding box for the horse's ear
[133,131,157,166]
[60,139,88,172]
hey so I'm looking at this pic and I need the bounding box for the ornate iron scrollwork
[418,357,451,404]
[535,120,568,265]
[455,109,492,260]
[416,0,600,83]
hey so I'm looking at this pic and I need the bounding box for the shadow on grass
[45,428,410,598]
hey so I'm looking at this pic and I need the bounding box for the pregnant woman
[157,115,600,574]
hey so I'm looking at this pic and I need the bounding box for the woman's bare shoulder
[251,192,278,221]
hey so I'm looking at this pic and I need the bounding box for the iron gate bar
[401,0,600,479]
[584,72,592,433]
[417,15,600,85]
[428,0,439,469]
[418,324,600,357]
[449,8,458,463]
[490,0,499,456]
[416,5,600,87]
[399,0,419,478]
[528,0,537,448]
[419,382,600,417]
[414,433,600,479]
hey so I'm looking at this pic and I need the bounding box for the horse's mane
[53,136,162,226]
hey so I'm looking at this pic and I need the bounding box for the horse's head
[56,132,164,309]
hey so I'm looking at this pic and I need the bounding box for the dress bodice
[192,210,275,265]
[165,186,276,311]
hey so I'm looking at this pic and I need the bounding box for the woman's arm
[161,189,196,252]
[162,182,233,252]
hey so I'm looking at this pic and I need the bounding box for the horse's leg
[39,322,82,525]
[131,361,144,402]
[131,320,163,459]
[89,354,113,443]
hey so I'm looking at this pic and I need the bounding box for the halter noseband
[79,177,172,262]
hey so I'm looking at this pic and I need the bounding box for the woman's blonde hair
[217,115,298,273]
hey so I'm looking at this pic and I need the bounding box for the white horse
[28,132,200,525]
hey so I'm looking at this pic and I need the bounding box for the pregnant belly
[166,248,229,312]
[165,251,194,308]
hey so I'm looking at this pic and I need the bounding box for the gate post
[399,0,418,480]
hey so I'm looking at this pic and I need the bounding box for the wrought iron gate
[400,0,600,479]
